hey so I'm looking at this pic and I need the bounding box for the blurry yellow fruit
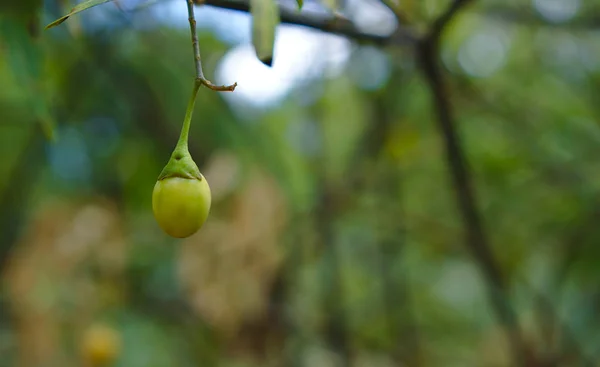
[152,175,212,238]
[81,323,121,367]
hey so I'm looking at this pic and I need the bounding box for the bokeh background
[1,0,599,366]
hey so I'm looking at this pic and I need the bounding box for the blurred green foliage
[1,0,600,366]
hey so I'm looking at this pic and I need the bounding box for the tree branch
[197,0,417,46]
[416,0,531,365]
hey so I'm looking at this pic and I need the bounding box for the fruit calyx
[157,143,202,181]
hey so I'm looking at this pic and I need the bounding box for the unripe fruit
[152,80,213,238]
[152,174,211,238]
[81,323,121,367]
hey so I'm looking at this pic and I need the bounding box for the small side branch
[186,0,237,91]
[427,0,474,41]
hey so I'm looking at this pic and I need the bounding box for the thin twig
[413,0,531,365]
[186,0,237,91]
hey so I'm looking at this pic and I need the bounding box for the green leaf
[296,0,303,10]
[250,0,280,66]
[45,0,114,29]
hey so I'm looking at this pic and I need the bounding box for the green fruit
[152,79,213,238]
[152,174,211,238]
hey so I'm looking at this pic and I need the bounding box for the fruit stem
[157,80,203,181]
[175,79,202,152]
